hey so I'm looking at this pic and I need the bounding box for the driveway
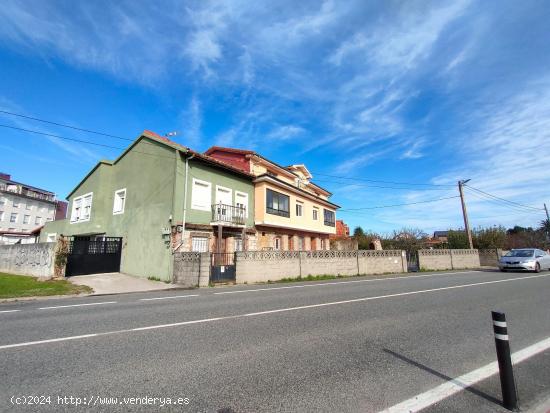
[68,273,180,295]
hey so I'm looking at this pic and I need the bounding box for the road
[1,270,549,412]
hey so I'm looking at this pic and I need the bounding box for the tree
[383,228,428,251]
[353,226,365,238]
[447,229,469,249]
[473,226,507,249]
[539,219,550,238]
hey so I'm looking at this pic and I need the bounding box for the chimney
[0,173,11,181]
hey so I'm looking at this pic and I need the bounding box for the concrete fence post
[198,252,210,287]
[356,250,360,275]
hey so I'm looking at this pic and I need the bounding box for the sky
[1,0,549,235]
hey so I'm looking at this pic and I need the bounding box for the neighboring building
[205,147,339,251]
[424,231,450,248]
[40,131,255,281]
[334,220,350,237]
[0,172,66,245]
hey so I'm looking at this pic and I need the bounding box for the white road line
[379,336,550,413]
[213,271,482,295]
[38,301,117,310]
[1,273,547,351]
[0,310,21,314]
[139,294,199,301]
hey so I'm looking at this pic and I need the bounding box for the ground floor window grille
[192,237,209,252]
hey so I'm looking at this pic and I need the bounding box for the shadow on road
[383,348,503,407]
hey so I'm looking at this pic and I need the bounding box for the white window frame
[191,179,212,211]
[215,185,233,205]
[35,216,42,226]
[235,191,249,218]
[296,202,303,217]
[10,213,17,223]
[13,200,19,208]
[191,236,209,252]
[23,215,30,224]
[70,192,93,223]
[113,188,127,215]
[46,233,57,243]
[313,208,318,220]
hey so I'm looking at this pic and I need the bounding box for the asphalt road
[1,270,549,412]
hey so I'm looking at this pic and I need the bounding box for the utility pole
[544,203,550,241]
[458,180,474,249]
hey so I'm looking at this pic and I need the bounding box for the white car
[499,248,550,273]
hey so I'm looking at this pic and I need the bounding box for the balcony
[211,203,246,226]
[0,183,55,202]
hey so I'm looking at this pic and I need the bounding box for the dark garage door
[66,236,122,277]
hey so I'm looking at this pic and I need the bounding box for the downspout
[174,153,195,252]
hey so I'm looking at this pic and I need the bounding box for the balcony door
[215,186,233,219]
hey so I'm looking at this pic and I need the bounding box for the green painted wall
[184,159,255,227]
[41,136,255,281]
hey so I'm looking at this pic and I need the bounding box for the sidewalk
[68,273,180,295]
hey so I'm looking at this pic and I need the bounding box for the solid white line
[493,320,507,327]
[495,334,509,341]
[0,310,21,314]
[0,334,100,350]
[1,272,547,351]
[379,336,550,413]
[213,271,482,295]
[139,295,199,302]
[38,301,117,310]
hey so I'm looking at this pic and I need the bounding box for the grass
[147,276,171,284]
[272,274,346,283]
[0,273,92,299]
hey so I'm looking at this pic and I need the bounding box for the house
[40,130,255,280]
[0,172,67,245]
[424,231,450,248]
[334,220,350,237]
[205,147,339,251]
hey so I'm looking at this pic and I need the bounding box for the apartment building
[0,173,67,244]
[205,147,339,251]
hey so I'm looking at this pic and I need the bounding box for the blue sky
[1,0,549,235]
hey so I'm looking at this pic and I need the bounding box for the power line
[311,171,455,188]
[338,195,460,212]
[464,185,543,212]
[0,109,132,141]
[313,178,452,191]
[464,189,535,213]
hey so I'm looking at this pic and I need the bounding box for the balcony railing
[211,203,246,226]
[0,183,55,202]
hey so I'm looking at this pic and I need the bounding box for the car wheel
[534,263,541,273]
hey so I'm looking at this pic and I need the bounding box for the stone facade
[0,242,56,278]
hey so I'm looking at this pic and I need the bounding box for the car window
[505,250,534,257]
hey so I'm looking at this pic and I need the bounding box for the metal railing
[211,203,246,225]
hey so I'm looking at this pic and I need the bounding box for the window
[23,215,30,224]
[35,216,42,225]
[298,237,304,251]
[13,200,19,208]
[70,192,93,223]
[266,189,290,217]
[113,188,126,215]
[191,237,209,252]
[0,211,3,221]
[191,179,212,211]
[274,237,281,250]
[26,203,31,210]
[235,238,243,252]
[235,191,249,218]
[312,208,318,220]
[10,213,17,223]
[0,197,5,206]
[320,239,325,250]
[46,233,57,243]
[296,203,303,217]
[324,209,335,226]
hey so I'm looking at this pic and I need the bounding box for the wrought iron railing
[211,203,246,225]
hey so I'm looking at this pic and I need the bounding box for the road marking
[493,320,507,327]
[0,310,21,314]
[213,271,481,295]
[38,301,117,310]
[495,334,509,341]
[1,273,548,350]
[139,295,199,301]
[379,336,550,413]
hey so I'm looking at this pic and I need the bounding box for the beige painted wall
[254,181,336,235]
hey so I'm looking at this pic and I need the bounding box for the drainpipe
[174,153,195,252]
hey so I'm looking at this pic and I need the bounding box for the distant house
[205,147,340,251]
[0,172,67,245]
[41,131,255,281]
[334,220,350,237]
[424,231,450,248]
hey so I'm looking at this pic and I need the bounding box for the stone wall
[418,249,480,271]
[172,252,217,287]
[235,250,407,283]
[0,242,56,278]
[479,249,509,267]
